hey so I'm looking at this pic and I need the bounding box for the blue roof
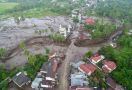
[71,78,84,86]
[70,72,88,86]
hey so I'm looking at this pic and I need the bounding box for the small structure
[106,77,124,90]
[71,61,85,69]
[48,51,57,60]
[31,71,55,89]
[85,18,95,25]
[127,29,132,35]
[81,16,88,24]
[110,42,117,48]
[85,0,97,7]
[59,24,72,38]
[90,54,104,64]
[78,64,96,76]
[48,50,65,60]
[70,72,88,87]
[102,61,117,73]
[31,58,60,89]
[12,72,31,87]
[71,9,80,18]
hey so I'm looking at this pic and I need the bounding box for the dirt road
[58,40,100,90]
[58,40,76,90]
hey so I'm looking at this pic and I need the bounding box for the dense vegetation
[99,29,132,90]
[95,1,132,89]
[0,0,81,18]
[95,0,132,23]
[84,21,116,39]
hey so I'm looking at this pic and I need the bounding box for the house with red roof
[85,18,95,25]
[102,61,117,73]
[78,64,96,76]
[90,54,104,64]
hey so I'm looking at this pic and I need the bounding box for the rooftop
[41,59,60,79]
[70,72,89,87]
[102,60,116,73]
[90,54,104,64]
[12,72,31,87]
[106,77,124,90]
[85,18,95,25]
[79,64,96,75]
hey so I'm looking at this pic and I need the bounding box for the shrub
[0,48,6,59]
[24,54,48,79]
[0,80,8,90]
[49,34,65,42]
[84,51,93,59]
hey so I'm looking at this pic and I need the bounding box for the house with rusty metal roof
[78,64,96,76]
[31,57,60,90]
[90,54,105,64]
[102,60,117,73]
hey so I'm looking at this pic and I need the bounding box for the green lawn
[0,3,18,14]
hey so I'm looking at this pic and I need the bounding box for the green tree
[72,17,79,23]
[83,51,93,59]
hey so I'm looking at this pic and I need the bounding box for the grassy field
[0,1,70,18]
[0,3,18,14]
[0,8,60,19]
[20,8,59,18]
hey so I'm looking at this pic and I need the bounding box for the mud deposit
[0,16,73,49]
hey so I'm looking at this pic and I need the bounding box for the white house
[71,9,79,18]
[59,24,72,38]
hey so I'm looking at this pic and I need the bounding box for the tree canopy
[99,32,132,90]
